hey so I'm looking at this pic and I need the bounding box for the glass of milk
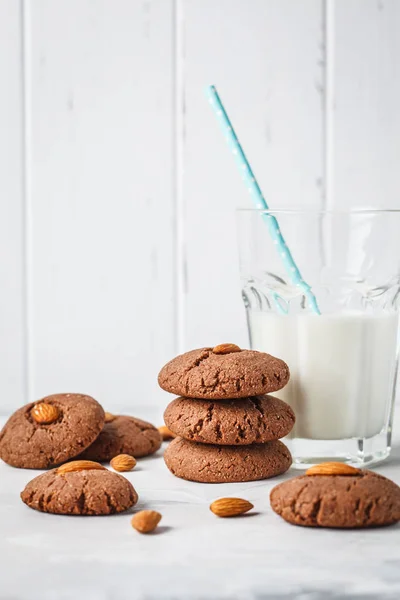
[237,209,400,468]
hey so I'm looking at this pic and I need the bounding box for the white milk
[248,312,399,440]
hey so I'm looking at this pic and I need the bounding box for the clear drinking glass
[237,209,400,469]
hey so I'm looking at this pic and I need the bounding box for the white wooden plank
[27,0,175,411]
[329,0,400,209]
[0,1,25,413]
[181,0,324,349]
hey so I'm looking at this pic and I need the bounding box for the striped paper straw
[206,85,320,315]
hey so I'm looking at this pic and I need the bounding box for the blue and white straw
[206,85,320,316]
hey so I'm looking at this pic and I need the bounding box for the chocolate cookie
[21,462,138,515]
[270,470,400,528]
[164,395,295,445]
[79,415,162,462]
[0,394,105,469]
[158,346,290,400]
[164,437,292,483]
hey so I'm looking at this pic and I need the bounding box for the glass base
[286,430,392,469]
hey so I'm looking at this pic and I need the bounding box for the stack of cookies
[158,343,295,483]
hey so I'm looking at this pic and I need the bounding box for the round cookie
[164,395,295,445]
[164,437,292,483]
[79,415,162,462]
[0,394,105,469]
[270,471,400,528]
[21,464,138,515]
[158,346,290,400]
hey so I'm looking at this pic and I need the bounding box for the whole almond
[210,497,254,518]
[158,425,176,441]
[212,343,241,355]
[131,510,162,534]
[57,460,106,474]
[104,412,116,423]
[31,403,60,424]
[306,462,361,476]
[110,454,136,472]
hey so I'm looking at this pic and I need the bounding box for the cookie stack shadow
[158,344,295,483]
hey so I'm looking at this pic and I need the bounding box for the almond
[210,497,254,518]
[306,462,361,476]
[110,454,136,472]
[212,343,241,355]
[57,460,106,474]
[158,425,176,441]
[104,412,116,423]
[31,403,60,424]
[131,510,162,534]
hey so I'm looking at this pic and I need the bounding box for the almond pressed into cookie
[21,465,138,515]
[270,470,400,528]
[158,347,290,400]
[0,394,105,469]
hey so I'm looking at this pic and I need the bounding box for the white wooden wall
[1,0,399,415]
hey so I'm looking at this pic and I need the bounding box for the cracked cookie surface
[164,395,295,445]
[270,471,400,528]
[0,394,105,469]
[78,415,162,461]
[164,437,292,483]
[158,348,290,400]
[21,467,138,515]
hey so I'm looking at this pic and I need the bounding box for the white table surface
[1,411,400,600]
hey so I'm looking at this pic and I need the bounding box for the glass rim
[236,207,400,215]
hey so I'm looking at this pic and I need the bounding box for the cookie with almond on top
[270,462,400,528]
